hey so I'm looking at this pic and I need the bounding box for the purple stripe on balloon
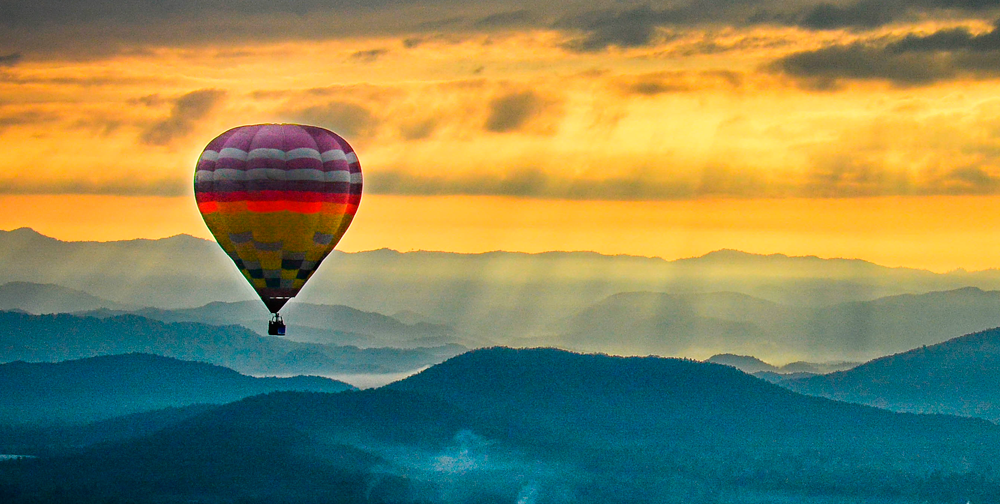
[206,157,350,174]
[222,125,261,152]
[247,124,285,151]
[304,125,341,152]
[245,155,286,171]
[196,180,356,193]
[204,128,239,152]
[322,159,350,172]
[215,157,247,171]
[286,157,325,171]
[283,125,320,151]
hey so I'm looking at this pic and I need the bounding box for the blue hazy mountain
[0,278,470,349]
[88,299,470,349]
[0,281,134,313]
[556,288,1000,360]
[0,311,465,376]
[707,353,780,372]
[0,227,249,309]
[5,348,999,503]
[781,327,1000,421]
[706,354,860,375]
[0,353,354,425]
[8,227,1000,343]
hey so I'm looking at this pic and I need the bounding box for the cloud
[935,166,1000,193]
[0,0,508,58]
[350,48,389,62]
[803,154,916,196]
[473,9,533,29]
[4,0,1000,59]
[0,176,189,196]
[415,16,465,30]
[253,83,400,103]
[772,43,955,88]
[0,52,21,66]
[0,110,60,132]
[614,70,744,96]
[888,22,1000,52]
[485,91,553,133]
[798,0,904,29]
[402,37,425,49]
[0,70,173,87]
[557,6,684,52]
[398,118,439,140]
[288,100,378,137]
[72,117,123,136]
[772,22,1000,87]
[367,166,781,200]
[141,89,225,145]
[794,0,1000,30]
[800,154,1000,197]
[371,168,686,199]
[129,94,168,107]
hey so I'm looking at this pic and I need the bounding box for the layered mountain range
[3,347,1000,504]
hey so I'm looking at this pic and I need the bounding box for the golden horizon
[4,193,1000,273]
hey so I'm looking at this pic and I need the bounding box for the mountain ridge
[0,311,465,377]
[9,226,1000,356]
[780,326,1000,421]
[0,227,945,270]
[555,287,1000,360]
[0,281,136,313]
[0,353,354,425]
[5,347,1000,503]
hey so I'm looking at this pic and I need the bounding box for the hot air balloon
[194,124,362,335]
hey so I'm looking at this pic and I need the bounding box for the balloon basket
[268,313,286,336]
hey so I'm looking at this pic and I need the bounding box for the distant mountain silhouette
[555,288,1000,359]
[707,354,860,375]
[0,353,354,425]
[781,327,1000,421]
[752,370,820,383]
[0,311,465,376]
[5,348,1000,503]
[556,291,769,355]
[391,309,445,326]
[9,227,1000,343]
[0,227,249,309]
[84,299,470,349]
[706,353,778,373]
[0,282,134,314]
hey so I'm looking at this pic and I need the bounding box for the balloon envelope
[194,124,362,313]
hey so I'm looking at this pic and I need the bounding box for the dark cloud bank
[485,91,548,133]
[775,20,1000,87]
[142,89,226,145]
[5,0,1000,57]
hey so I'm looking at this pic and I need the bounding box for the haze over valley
[7,228,1000,363]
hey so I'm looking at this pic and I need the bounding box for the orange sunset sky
[4,0,1000,271]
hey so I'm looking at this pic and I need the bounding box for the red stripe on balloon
[196,200,358,215]
[244,201,359,214]
[245,200,323,213]
[197,190,359,204]
[197,201,220,214]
